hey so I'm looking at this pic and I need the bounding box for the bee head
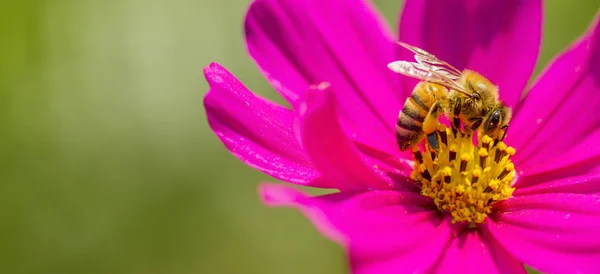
[482,104,512,138]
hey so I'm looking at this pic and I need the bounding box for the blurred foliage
[0,0,597,273]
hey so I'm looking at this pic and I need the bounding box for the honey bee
[388,42,512,151]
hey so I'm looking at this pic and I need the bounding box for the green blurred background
[0,0,598,273]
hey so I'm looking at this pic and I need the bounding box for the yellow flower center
[410,123,516,224]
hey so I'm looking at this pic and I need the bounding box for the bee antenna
[500,125,509,141]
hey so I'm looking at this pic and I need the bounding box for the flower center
[410,122,516,224]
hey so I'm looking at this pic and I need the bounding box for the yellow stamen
[411,123,516,224]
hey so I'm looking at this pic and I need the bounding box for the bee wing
[389,42,472,97]
[397,42,462,75]
[388,61,470,97]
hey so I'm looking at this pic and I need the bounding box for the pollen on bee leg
[411,118,517,224]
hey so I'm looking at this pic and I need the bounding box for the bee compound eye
[488,110,502,129]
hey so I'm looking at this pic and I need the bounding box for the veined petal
[298,84,393,190]
[353,142,414,181]
[258,184,450,274]
[488,193,600,273]
[431,230,525,274]
[398,0,542,110]
[495,193,600,215]
[350,219,451,274]
[515,173,600,196]
[245,0,403,156]
[509,13,600,173]
[515,129,600,186]
[204,63,322,186]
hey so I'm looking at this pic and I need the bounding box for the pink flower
[203,0,600,273]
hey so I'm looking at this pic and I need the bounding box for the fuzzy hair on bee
[389,42,512,151]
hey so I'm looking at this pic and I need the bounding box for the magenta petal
[350,219,451,274]
[398,0,542,110]
[496,193,600,215]
[509,14,600,172]
[298,85,394,190]
[353,142,414,180]
[204,63,323,186]
[259,184,450,274]
[431,230,525,274]
[487,193,600,273]
[245,0,403,155]
[515,173,600,196]
[515,129,600,184]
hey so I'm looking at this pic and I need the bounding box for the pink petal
[515,173,600,196]
[487,193,600,273]
[353,142,414,181]
[258,184,452,273]
[514,129,600,186]
[204,63,323,186]
[398,0,542,110]
[509,14,600,173]
[245,0,403,156]
[350,221,451,274]
[431,230,525,274]
[297,85,394,190]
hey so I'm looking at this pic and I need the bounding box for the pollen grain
[410,123,516,224]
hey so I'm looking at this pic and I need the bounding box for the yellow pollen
[411,123,516,224]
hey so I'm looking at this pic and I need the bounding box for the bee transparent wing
[388,61,438,82]
[397,42,462,75]
[388,61,468,96]
[389,42,471,97]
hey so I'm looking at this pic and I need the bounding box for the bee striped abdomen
[396,82,449,151]
[402,100,426,123]
[396,93,431,151]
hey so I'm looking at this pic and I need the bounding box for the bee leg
[465,117,483,136]
[470,118,483,130]
[500,124,509,141]
[423,102,441,151]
